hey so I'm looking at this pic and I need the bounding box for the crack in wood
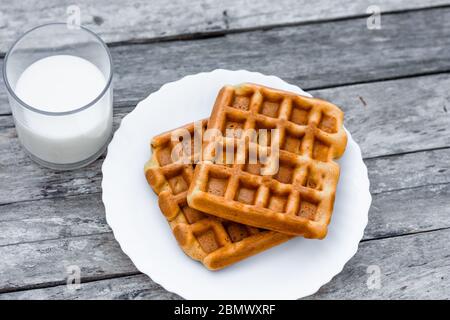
[359,96,367,107]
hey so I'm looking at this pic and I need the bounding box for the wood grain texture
[2,7,450,116]
[368,148,450,195]
[1,228,449,299]
[367,183,450,240]
[0,72,449,296]
[1,163,449,247]
[0,2,449,300]
[0,195,109,246]
[1,74,450,205]
[0,233,138,292]
[0,274,180,300]
[307,228,450,299]
[314,73,450,159]
[1,0,449,54]
[0,147,449,293]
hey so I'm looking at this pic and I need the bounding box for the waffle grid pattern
[188,84,347,238]
[144,120,291,270]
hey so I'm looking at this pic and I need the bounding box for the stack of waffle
[144,83,347,270]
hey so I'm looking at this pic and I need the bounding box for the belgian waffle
[144,119,292,270]
[188,84,347,238]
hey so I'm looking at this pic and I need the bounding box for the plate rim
[101,69,372,299]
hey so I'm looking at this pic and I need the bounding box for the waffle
[144,119,292,270]
[187,83,347,238]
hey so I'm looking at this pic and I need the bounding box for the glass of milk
[3,23,113,170]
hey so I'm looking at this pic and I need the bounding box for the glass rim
[2,22,113,116]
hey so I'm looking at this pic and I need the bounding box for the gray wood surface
[0,275,180,300]
[0,74,449,296]
[1,73,449,205]
[1,0,449,54]
[0,1,449,300]
[2,147,449,247]
[1,228,449,300]
[2,7,450,116]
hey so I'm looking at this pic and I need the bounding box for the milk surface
[15,55,106,113]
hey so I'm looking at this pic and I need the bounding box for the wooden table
[0,1,449,299]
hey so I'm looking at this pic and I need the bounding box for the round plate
[102,69,371,300]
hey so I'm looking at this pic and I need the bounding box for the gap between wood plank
[109,4,450,47]
[371,181,450,196]
[1,7,450,117]
[101,9,424,48]
[361,226,450,242]
[0,230,111,249]
[0,219,448,250]
[305,69,450,92]
[0,144,448,209]
[1,4,450,60]
[0,271,141,295]
[1,179,450,249]
[1,225,449,297]
[364,146,450,162]
[1,68,450,119]
[2,3,449,59]
[0,5,449,300]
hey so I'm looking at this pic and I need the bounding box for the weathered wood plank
[2,7,450,115]
[369,150,450,196]
[1,74,450,205]
[307,228,450,299]
[1,174,450,248]
[0,194,109,246]
[367,183,450,240]
[0,274,180,300]
[0,173,449,292]
[0,233,138,292]
[0,161,448,295]
[315,73,450,160]
[1,228,448,299]
[367,148,450,195]
[0,1,448,301]
[1,73,448,294]
[1,137,448,296]
[1,0,449,54]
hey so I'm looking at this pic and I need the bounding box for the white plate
[102,69,371,300]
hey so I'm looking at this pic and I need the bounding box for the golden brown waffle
[188,84,347,238]
[144,119,292,270]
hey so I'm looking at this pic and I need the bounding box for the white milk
[13,55,112,165]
